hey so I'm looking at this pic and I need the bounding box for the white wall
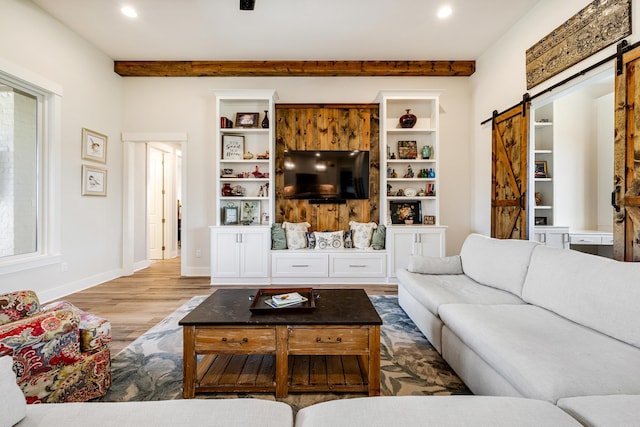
[470,0,640,235]
[0,0,123,300]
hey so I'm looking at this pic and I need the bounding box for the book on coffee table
[249,288,316,313]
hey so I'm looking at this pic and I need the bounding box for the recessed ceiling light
[121,6,138,18]
[437,5,453,19]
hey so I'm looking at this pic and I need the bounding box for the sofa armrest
[78,311,111,353]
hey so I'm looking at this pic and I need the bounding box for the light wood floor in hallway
[60,258,397,355]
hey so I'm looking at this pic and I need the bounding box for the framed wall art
[222,135,244,160]
[81,128,107,163]
[397,140,417,159]
[241,201,260,224]
[389,200,421,224]
[222,202,239,225]
[235,112,259,128]
[81,165,107,196]
[535,161,548,178]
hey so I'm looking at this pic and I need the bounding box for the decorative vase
[222,183,233,196]
[399,109,417,128]
[421,145,431,159]
[261,110,269,129]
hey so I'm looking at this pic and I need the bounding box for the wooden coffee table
[179,288,382,398]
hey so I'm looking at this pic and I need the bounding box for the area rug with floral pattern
[98,295,470,412]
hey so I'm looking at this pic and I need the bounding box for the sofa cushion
[557,395,640,427]
[21,398,293,427]
[522,245,640,348]
[407,255,463,275]
[294,396,581,427]
[0,355,26,427]
[396,269,524,318]
[349,221,377,249]
[313,231,344,249]
[439,304,640,403]
[271,223,287,250]
[370,224,386,250]
[282,222,310,249]
[0,290,40,326]
[459,234,539,297]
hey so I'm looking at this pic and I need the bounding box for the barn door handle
[611,185,621,212]
[519,192,526,210]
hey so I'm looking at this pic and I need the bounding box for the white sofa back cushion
[0,355,26,427]
[523,245,640,348]
[459,234,539,297]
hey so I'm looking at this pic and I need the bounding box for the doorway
[148,143,181,260]
[121,132,187,276]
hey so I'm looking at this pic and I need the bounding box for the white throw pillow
[282,222,311,249]
[314,231,344,249]
[407,255,463,275]
[349,221,377,249]
[0,356,26,426]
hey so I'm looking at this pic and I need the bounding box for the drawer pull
[221,337,249,344]
[349,264,367,268]
[316,337,342,343]
[291,264,309,267]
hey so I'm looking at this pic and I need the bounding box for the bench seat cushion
[557,395,640,427]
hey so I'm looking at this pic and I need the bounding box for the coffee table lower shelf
[195,354,371,394]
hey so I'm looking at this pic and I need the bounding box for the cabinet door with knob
[210,226,270,282]
[387,227,446,278]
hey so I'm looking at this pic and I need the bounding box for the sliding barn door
[613,45,640,261]
[491,103,530,240]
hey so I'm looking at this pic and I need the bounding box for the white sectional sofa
[397,233,640,423]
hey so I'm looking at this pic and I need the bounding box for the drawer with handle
[194,327,276,353]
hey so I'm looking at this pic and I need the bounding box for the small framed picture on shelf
[222,203,239,225]
[261,212,270,225]
[240,201,260,224]
[397,140,418,159]
[423,215,436,225]
[534,216,548,226]
[222,135,244,160]
[235,112,259,128]
[534,161,548,178]
[389,200,422,225]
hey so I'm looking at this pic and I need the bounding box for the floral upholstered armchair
[0,290,111,403]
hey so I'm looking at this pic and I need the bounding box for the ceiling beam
[114,60,475,77]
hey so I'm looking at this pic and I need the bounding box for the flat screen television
[283,150,369,200]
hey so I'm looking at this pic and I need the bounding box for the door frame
[122,132,187,276]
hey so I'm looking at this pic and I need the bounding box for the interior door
[491,103,530,239]
[613,45,640,261]
[148,147,165,260]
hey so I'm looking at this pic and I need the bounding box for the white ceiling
[31,0,541,61]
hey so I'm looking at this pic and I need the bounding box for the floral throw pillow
[282,222,311,249]
[349,221,378,249]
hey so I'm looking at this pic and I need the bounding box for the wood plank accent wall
[275,104,380,231]
[114,60,475,77]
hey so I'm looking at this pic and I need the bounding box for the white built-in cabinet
[210,90,277,284]
[210,227,270,282]
[377,90,447,276]
[386,228,446,278]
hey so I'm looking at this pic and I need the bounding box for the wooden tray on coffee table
[249,287,316,313]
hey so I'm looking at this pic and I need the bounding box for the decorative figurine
[404,165,414,178]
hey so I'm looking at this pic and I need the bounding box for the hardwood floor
[59,258,397,355]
